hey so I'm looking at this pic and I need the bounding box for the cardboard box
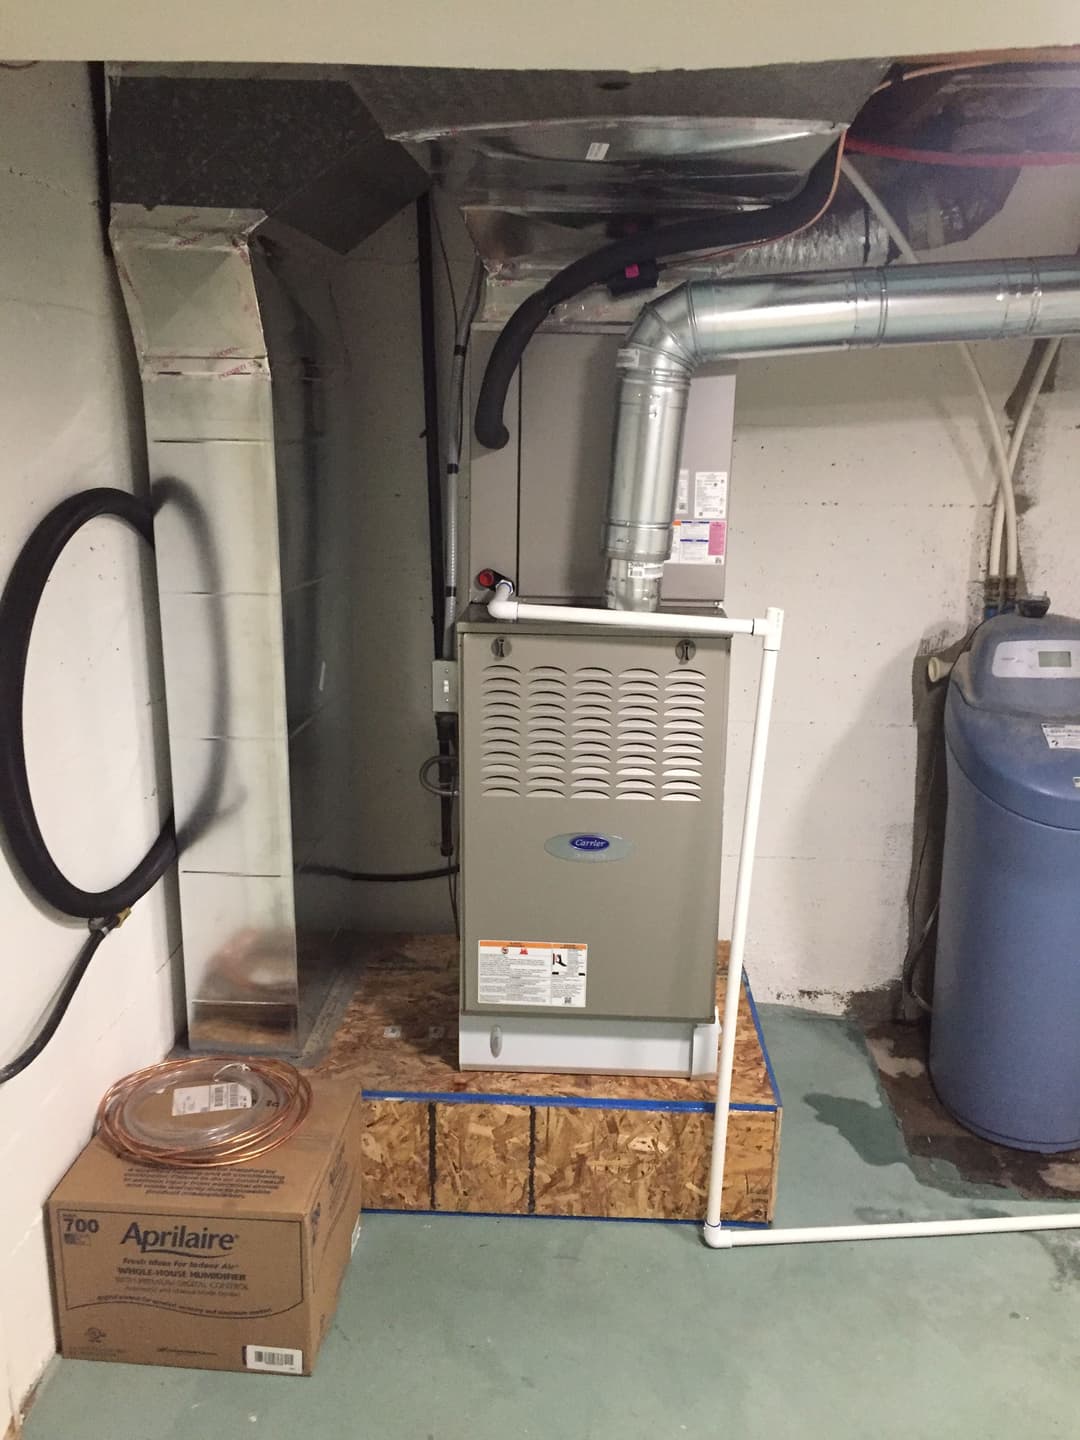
[48,1076,362,1376]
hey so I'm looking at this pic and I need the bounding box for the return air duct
[603,256,1080,610]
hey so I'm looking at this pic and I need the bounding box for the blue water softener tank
[931,612,1080,1153]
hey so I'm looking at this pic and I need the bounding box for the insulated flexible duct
[473,140,845,451]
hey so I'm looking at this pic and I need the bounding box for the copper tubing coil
[96,1056,312,1168]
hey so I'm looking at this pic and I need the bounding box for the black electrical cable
[0,489,177,916]
[0,488,177,1084]
[899,617,992,1020]
[474,139,845,451]
[0,918,119,1085]
[299,862,459,883]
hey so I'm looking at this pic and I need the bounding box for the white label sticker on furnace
[675,468,691,517]
[693,470,728,520]
[171,1082,253,1116]
[477,942,587,1007]
[1042,724,1080,749]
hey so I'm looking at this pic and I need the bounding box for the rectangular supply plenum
[460,619,729,1024]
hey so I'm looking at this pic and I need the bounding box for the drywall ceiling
[0,1,1077,69]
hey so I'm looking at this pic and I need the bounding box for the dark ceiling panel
[108,73,428,252]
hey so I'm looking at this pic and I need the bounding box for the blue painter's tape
[743,972,782,1108]
[363,1208,768,1230]
[365,1088,776,1115]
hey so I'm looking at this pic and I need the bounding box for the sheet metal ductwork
[350,59,890,273]
[604,257,1080,610]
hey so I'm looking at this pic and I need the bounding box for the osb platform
[312,936,782,1225]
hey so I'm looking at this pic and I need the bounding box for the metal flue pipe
[604,256,1080,610]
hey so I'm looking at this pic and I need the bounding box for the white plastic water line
[983,340,1062,597]
[489,580,1080,1250]
[840,159,1018,585]
[995,337,1063,572]
[841,158,1062,597]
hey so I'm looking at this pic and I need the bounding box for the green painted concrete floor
[24,1008,1080,1440]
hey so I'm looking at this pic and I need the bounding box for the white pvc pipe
[697,600,1080,1249]
[487,581,1080,1252]
[488,582,761,639]
[704,610,782,1243]
[707,1213,1080,1248]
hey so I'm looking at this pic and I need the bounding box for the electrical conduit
[444,258,485,656]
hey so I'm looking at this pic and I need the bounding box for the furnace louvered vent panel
[526,665,568,796]
[480,664,522,796]
[480,661,705,801]
[573,666,614,798]
[662,669,706,800]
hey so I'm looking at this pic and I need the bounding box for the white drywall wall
[0,65,180,1429]
[0,1,1077,69]
[718,167,1080,1010]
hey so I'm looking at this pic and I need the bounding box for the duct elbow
[617,285,701,376]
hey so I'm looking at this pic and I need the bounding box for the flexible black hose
[474,140,844,451]
[0,488,177,919]
[0,921,116,1085]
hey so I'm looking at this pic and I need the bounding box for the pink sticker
[708,521,727,557]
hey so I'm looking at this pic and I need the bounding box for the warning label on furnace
[668,520,726,565]
[1042,723,1080,749]
[477,942,588,1008]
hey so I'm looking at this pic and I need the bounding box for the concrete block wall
[717,167,1080,1010]
[0,64,180,1430]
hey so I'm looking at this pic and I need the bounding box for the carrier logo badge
[544,832,632,862]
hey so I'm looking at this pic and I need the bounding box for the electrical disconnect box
[458,329,738,1076]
